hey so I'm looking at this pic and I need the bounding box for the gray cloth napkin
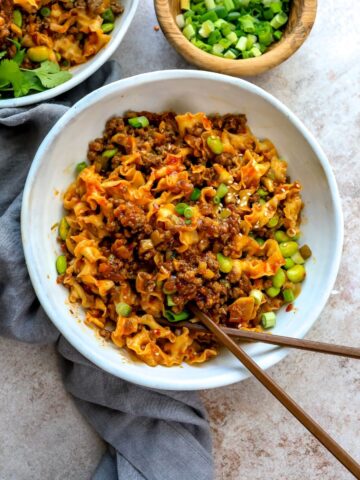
[0,61,214,480]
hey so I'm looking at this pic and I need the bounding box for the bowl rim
[0,0,139,109]
[154,0,317,76]
[21,69,343,390]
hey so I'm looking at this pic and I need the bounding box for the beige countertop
[1,0,359,478]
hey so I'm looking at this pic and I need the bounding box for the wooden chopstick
[189,305,360,478]
[157,319,360,359]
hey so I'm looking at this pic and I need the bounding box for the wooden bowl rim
[154,0,317,76]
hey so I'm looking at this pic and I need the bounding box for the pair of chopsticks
[162,306,360,477]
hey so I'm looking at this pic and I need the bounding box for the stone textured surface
[1,0,359,478]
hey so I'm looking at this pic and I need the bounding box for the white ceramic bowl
[21,70,343,390]
[0,0,139,108]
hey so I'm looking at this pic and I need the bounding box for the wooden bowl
[154,0,317,76]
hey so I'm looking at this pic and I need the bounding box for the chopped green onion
[224,0,235,12]
[291,251,305,265]
[213,6,228,18]
[190,187,201,201]
[175,202,188,215]
[257,188,268,197]
[272,268,286,288]
[116,302,132,317]
[201,10,218,23]
[205,0,216,9]
[274,230,289,243]
[250,46,262,57]
[207,135,224,154]
[56,255,67,275]
[176,14,185,28]
[102,148,118,158]
[279,241,298,258]
[239,14,255,33]
[217,253,233,273]
[199,19,215,38]
[213,196,221,204]
[226,31,238,45]
[286,265,306,283]
[185,219,192,225]
[266,286,280,298]
[250,289,263,305]
[283,288,295,303]
[261,311,276,329]
[273,30,283,41]
[58,217,70,241]
[235,36,248,51]
[13,10,22,27]
[101,22,115,33]
[208,29,223,45]
[299,244,312,259]
[256,237,265,246]
[283,258,295,270]
[128,116,149,128]
[183,206,194,218]
[267,214,279,228]
[270,11,288,29]
[183,23,196,39]
[216,183,228,199]
[75,161,87,174]
[164,310,190,322]
[166,295,176,307]
[101,8,114,22]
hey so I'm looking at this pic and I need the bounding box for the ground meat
[0,0,13,48]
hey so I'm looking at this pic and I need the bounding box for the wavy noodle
[58,111,306,367]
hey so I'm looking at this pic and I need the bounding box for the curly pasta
[56,111,307,367]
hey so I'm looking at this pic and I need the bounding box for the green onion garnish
[128,116,149,128]
[164,310,190,322]
[115,302,132,317]
[190,187,201,201]
[75,161,87,174]
[261,312,276,329]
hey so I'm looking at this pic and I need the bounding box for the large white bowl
[21,70,343,390]
[0,0,138,108]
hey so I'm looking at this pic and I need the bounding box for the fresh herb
[0,59,71,98]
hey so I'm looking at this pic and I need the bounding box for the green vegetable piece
[291,251,305,265]
[115,302,132,317]
[13,10,22,27]
[58,217,70,241]
[267,214,279,228]
[227,11,241,22]
[101,8,115,23]
[205,0,216,10]
[286,264,306,283]
[183,206,194,218]
[183,23,196,39]
[257,188,268,197]
[266,286,280,298]
[235,36,248,51]
[284,257,295,270]
[207,135,224,154]
[216,183,228,199]
[164,310,190,322]
[101,22,115,33]
[272,268,286,288]
[128,116,149,128]
[199,19,215,38]
[200,10,218,23]
[261,311,276,329]
[27,46,51,63]
[212,6,228,18]
[0,60,33,98]
[283,288,295,303]
[166,295,176,307]
[217,253,233,273]
[75,161,87,174]
[175,203,188,215]
[239,14,256,33]
[207,29,222,45]
[256,237,265,246]
[102,148,118,158]
[299,244,312,259]
[249,289,263,305]
[270,12,288,29]
[190,187,201,201]
[224,0,235,12]
[213,196,221,204]
[40,6,51,17]
[279,241,298,258]
[30,61,71,88]
[273,30,283,41]
[56,255,67,275]
[274,230,289,243]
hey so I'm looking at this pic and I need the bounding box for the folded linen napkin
[0,62,214,480]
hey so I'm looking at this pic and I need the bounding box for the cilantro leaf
[0,51,7,60]
[31,61,71,89]
[13,48,26,65]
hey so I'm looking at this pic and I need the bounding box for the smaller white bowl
[0,0,139,108]
[22,70,343,390]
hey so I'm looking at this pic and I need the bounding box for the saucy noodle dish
[56,111,311,367]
